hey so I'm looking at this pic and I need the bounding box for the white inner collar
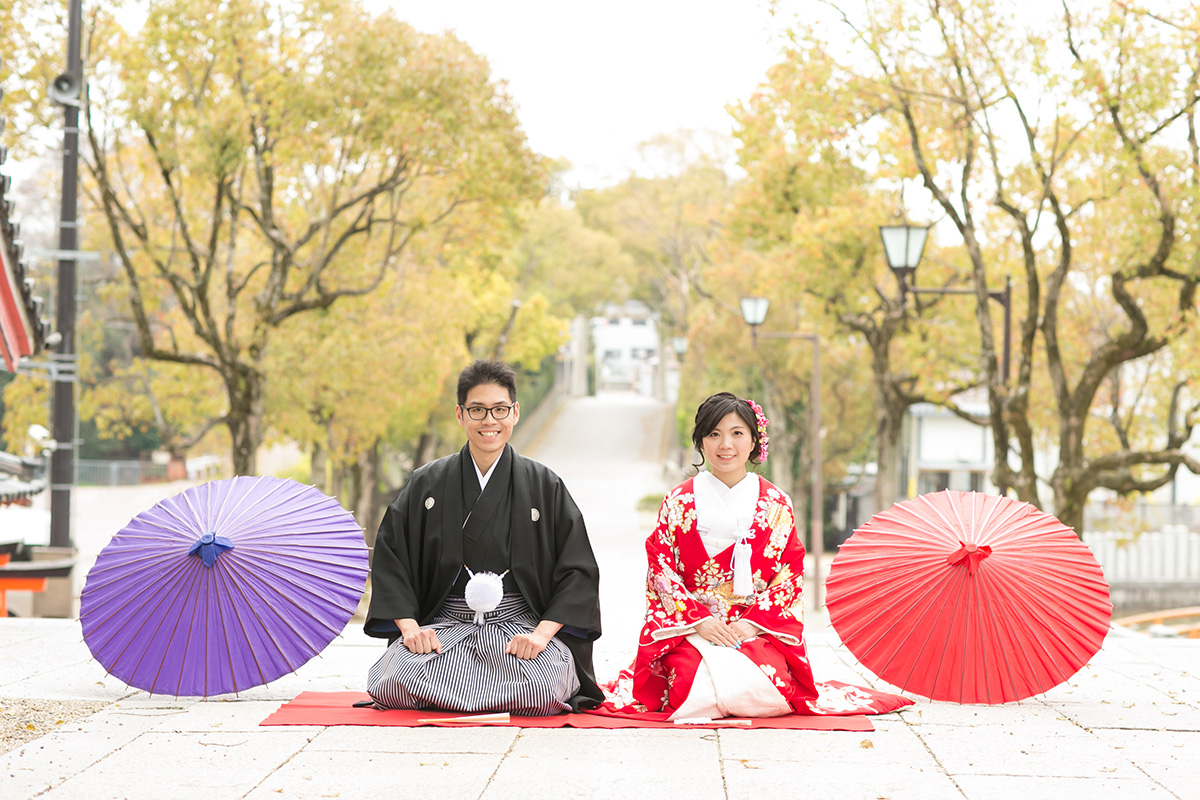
[694,471,760,558]
[473,456,499,492]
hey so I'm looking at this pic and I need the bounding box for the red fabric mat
[260,691,874,731]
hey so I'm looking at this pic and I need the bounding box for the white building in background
[895,398,1200,532]
[899,401,997,498]
[831,399,999,546]
[590,301,660,396]
[829,394,1200,545]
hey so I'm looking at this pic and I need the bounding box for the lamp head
[739,297,770,327]
[880,225,930,295]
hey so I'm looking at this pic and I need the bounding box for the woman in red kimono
[604,392,910,719]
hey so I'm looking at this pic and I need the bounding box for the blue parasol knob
[187,532,235,568]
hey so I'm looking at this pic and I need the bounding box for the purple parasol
[80,476,368,698]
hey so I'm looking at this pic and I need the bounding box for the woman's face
[701,411,754,487]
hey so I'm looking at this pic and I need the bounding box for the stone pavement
[3,393,1200,799]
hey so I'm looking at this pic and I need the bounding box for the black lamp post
[48,0,83,550]
[739,296,824,608]
[880,224,1011,384]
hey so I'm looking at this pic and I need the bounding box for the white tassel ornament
[732,532,754,596]
[464,567,507,624]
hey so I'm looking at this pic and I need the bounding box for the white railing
[1085,502,1200,534]
[185,454,224,480]
[76,459,168,486]
[1084,525,1200,582]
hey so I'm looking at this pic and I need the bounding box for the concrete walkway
[3,392,1200,799]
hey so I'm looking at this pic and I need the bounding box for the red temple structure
[0,151,50,372]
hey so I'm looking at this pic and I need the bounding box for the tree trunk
[869,328,907,511]
[329,460,343,501]
[329,442,388,548]
[353,445,373,528]
[413,429,441,470]
[311,441,327,494]
[1052,478,1087,537]
[787,417,814,551]
[760,385,796,497]
[875,407,902,507]
[356,442,387,549]
[841,302,911,513]
[347,459,361,510]
[224,365,265,476]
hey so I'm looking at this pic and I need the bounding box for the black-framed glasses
[462,404,515,421]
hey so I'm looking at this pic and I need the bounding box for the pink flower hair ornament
[746,399,770,462]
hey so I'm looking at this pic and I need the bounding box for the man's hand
[506,619,563,660]
[396,618,441,654]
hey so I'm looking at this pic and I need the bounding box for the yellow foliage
[0,376,49,455]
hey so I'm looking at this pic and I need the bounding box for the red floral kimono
[604,475,911,718]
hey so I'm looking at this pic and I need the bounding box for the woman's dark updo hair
[691,392,762,468]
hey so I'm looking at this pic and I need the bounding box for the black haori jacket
[365,444,603,709]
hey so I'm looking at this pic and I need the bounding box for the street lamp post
[49,0,84,550]
[740,296,824,608]
[880,224,1012,384]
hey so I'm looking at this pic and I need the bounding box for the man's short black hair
[456,360,518,405]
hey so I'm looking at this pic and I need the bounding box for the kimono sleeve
[641,490,714,641]
[363,489,421,637]
[736,492,807,642]
[539,477,602,639]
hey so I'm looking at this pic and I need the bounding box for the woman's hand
[696,617,742,648]
[396,618,441,654]
[728,620,759,642]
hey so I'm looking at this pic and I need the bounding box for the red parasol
[825,490,1111,704]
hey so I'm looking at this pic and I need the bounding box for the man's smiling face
[456,382,519,473]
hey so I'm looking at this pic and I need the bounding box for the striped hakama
[367,594,580,716]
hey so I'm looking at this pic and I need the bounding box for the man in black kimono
[365,360,603,713]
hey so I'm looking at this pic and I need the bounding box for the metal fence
[76,459,169,486]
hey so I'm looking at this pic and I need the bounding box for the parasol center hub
[188,532,235,568]
[947,541,992,575]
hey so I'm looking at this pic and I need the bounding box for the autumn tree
[576,132,734,343]
[82,0,541,475]
[0,0,64,147]
[685,244,881,548]
[572,131,881,525]
[262,186,630,532]
[0,371,47,454]
[729,37,981,510]
[78,292,228,461]
[504,197,636,319]
[774,0,1200,532]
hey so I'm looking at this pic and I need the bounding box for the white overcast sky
[108,0,1171,193]
[370,1,796,188]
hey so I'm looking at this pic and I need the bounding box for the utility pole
[49,0,83,549]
